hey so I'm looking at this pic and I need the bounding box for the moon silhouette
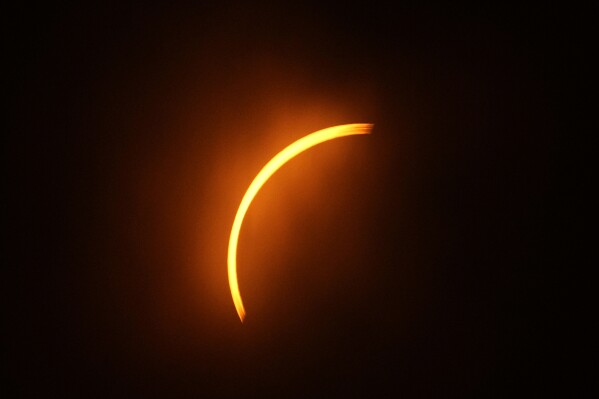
[227,123,373,322]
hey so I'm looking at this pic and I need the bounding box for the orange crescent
[227,123,373,322]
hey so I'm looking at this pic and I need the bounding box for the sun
[227,123,373,322]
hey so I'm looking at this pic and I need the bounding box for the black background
[8,3,576,398]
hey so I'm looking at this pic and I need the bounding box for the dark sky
[8,3,576,398]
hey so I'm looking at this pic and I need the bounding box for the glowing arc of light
[227,123,373,322]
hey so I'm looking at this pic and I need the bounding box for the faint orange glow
[227,123,373,322]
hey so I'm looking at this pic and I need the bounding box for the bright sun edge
[227,123,373,322]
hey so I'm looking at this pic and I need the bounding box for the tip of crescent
[360,123,374,134]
